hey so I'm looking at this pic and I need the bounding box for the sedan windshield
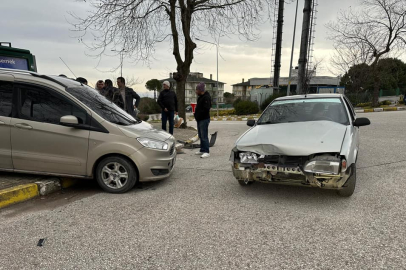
[66,85,138,126]
[257,98,349,125]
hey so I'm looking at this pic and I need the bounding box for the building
[159,72,225,104]
[232,75,341,102]
[231,78,251,100]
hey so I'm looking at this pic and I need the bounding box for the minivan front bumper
[129,142,177,182]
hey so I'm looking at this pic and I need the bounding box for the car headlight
[239,152,259,164]
[137,138,168,150]
[304,161,340,175]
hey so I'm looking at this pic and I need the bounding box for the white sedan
[230,94,370,197]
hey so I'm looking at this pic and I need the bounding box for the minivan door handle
[0,120,5,125]
[14,123,33,130]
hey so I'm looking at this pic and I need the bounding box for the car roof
[275,94,343,101]
[0,68,83,89]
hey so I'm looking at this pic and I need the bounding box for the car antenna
[59,57,77,78]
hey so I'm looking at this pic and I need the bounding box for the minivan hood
[236,121,347,156]
[118,121,172,141]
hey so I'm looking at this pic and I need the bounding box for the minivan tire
[95,156,138,193]
[337,164,356,197]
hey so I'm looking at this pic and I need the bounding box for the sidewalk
[0,172,77,209]
[150,122,198,143]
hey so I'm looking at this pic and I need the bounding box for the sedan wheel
[337,164,356,197]
[96,156,137,193]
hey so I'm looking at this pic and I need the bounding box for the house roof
[231,81,250,86]
[160,74,225,85]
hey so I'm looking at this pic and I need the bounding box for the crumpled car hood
[236,121,347,156]
[118,121,172,141]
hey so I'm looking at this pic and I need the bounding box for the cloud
[1,0,358,93]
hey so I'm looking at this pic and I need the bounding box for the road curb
[0,184,39,209]
[0,178,79,209]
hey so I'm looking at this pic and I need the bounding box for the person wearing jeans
[158,81,178,135]
[194,82,212,158]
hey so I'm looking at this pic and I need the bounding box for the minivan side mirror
[60,115,79,127]
[247,120,256,127]
[353,117,370,127]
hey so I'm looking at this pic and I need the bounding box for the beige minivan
[0,69,176,193]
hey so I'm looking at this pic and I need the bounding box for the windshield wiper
[257,121,278,125]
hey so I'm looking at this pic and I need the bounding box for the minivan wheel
[337,164,356,197]
[96,156,137,193]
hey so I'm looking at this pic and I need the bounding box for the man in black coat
[194,82,211,158]
[116,77,141,118]
[157,81,178,135]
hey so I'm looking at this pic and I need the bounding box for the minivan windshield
[257,98,349,125]
[66,85,138,126]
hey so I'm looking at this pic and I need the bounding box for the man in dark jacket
[194,82,211,158]
[103,79,118,102]
[116,77,141,118]
[158,81,178,135]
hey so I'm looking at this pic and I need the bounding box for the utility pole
[196,38,220,118]
[297,0,312,94]
[273,0,285,92]
[287,0,299,96]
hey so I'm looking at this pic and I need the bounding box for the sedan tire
[96,156,137,193]
[337,164,356,197]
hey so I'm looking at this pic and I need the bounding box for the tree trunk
[372,63,380,107]
[175,77,187,128]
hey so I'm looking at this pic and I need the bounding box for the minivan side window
[15,84,87,125]
[0,81,13,117]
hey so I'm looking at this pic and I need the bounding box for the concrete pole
[297,0,312,94]
[287,0,299,96]
[216,44,219,118]
[273,0,285,91]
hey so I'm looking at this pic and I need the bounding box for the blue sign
[0,56,29,70]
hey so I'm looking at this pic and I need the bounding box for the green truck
[0,42,37,72]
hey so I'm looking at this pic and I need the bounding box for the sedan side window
[15,84,87,125]
[0,81,13,117]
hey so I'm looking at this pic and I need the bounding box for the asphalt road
[1,112,406,269]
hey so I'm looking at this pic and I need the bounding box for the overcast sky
[2,0,360,95]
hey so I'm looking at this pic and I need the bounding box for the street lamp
[111,49,126,77]
[196,38,219,118]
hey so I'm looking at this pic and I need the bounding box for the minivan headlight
[137,138,168,150]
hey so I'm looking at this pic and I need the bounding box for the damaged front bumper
[230,149,351,189]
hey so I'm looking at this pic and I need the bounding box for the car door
[0,75,14,170]
[11,82,90,176]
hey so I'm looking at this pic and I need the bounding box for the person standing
[194,82,211,158]
[157,81,178,135]
[116,77,141,118]
[76,77,88,85]
[103,79,118,101]
[95,80,105,91]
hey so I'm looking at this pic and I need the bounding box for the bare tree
[326,0,406,106]
[292,58,323,94]
[70,0,272,127]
